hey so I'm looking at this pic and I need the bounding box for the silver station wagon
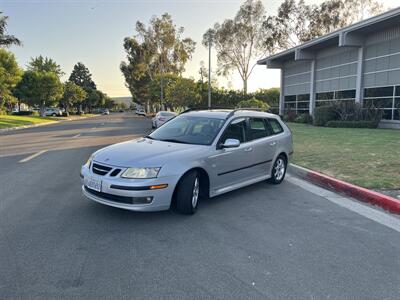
[81,109,293,214]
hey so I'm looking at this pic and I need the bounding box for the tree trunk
[243,78,248,95]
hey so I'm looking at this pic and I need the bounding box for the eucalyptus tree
[264,0,385,51]
[203,0,272,94]
[121,13,195,108]
[0,12,21,48]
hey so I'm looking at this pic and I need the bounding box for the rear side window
[268,118,284,134]
[248,118,268,141]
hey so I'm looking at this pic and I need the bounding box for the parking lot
[1,112,399,299]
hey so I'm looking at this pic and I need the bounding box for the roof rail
[225,107,264,119]
[180,106,234,114]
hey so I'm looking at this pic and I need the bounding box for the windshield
[149,115,225,145]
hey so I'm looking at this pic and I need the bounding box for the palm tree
[0,12,21,48]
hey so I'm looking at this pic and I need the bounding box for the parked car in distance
[44,107,63,117]
[119,109,124,113]
[136,108,146,116]
[152,111,177,128]
[102,109,110,115]
[81,109,293,215]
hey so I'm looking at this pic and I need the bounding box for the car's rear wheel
[176,170,200,214]
[52,113,57,116]
[269,155,287,184]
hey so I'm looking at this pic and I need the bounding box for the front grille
[109,168,121,177]
[92,163,112,176]
[84,187,152,204]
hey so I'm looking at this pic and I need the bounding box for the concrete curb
[0,115,99,134]
[289,163,400,214]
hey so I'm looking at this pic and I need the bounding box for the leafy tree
[238,97,269,110]
[15,71,63,114]
[265,0,385,50]
[85,89,107,112]
[61,81,86,113]
[253,88,280,108]
[27,55,64,78]
[121,13,195,108]
[0,49,22,110]
[0,12,21,48]
[69,62,96,92]
[203,0,271,94]
[165,76,201,109]
[305,0,384,41]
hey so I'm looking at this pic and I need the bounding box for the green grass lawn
[0,115,57,129]
[288,123,400,189]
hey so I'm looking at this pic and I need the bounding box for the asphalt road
[1,112,399,300]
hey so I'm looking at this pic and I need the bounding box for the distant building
[258,8,400,128]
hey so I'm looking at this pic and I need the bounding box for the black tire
[269,155,287,184]
[175,170,200,215]
[52,113,57,116]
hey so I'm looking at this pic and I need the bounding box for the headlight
[121,167,161,179]
[84,155,93,168]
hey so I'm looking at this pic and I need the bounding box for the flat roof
[258,6,400,66]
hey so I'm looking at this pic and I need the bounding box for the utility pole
[160,61,164,111]
[208,32,212,109]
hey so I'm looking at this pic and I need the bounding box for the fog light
[132,196,153,204]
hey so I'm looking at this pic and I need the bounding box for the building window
[316,92,334,100]
[364,86,399,120]
[336,89,356,99]
[284,94,309,114]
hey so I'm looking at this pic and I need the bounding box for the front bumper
[80,165,179,212]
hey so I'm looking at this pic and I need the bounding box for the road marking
[72,133,81,138]
[19,150,48,163]
[91,127,96,129]
[286,175,400,233]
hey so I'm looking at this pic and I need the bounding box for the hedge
[12,111,39,116]
[313,106,337,126]
[325,120,378,128]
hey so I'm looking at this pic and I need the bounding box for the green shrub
[12,111,39,116]
[325,120,378,128]
[294,113,313,124]
[238,97,269,111]
[283,110,297,122]
[313,105,337,126]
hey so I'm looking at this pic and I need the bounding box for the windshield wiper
[159,139,189,144]
[144,135,155,140]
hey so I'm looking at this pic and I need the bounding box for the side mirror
[221,138,240,148]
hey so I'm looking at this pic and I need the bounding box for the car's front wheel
[176,170,200,214]
[269,155,287,184]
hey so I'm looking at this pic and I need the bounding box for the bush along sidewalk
[312,101,382,128]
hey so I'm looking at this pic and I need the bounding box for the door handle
[270,141,277,146]
[244,147,253,152]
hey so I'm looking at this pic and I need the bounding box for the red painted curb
[305,170,400,214]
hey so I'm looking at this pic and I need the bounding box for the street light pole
[208,32,212,109]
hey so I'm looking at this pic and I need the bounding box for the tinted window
[364,86,393,97]
[336,89,356,99]
[149,116,225,145]
[248,118,268,141]
[220,118,247,143]
[268,119,284,134]
[316,92,334,100]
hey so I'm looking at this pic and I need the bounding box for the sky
[1,0,399,97]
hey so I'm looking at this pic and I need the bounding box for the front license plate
[86,176,102,192]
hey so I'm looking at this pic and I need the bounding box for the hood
[93,138,205,167]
